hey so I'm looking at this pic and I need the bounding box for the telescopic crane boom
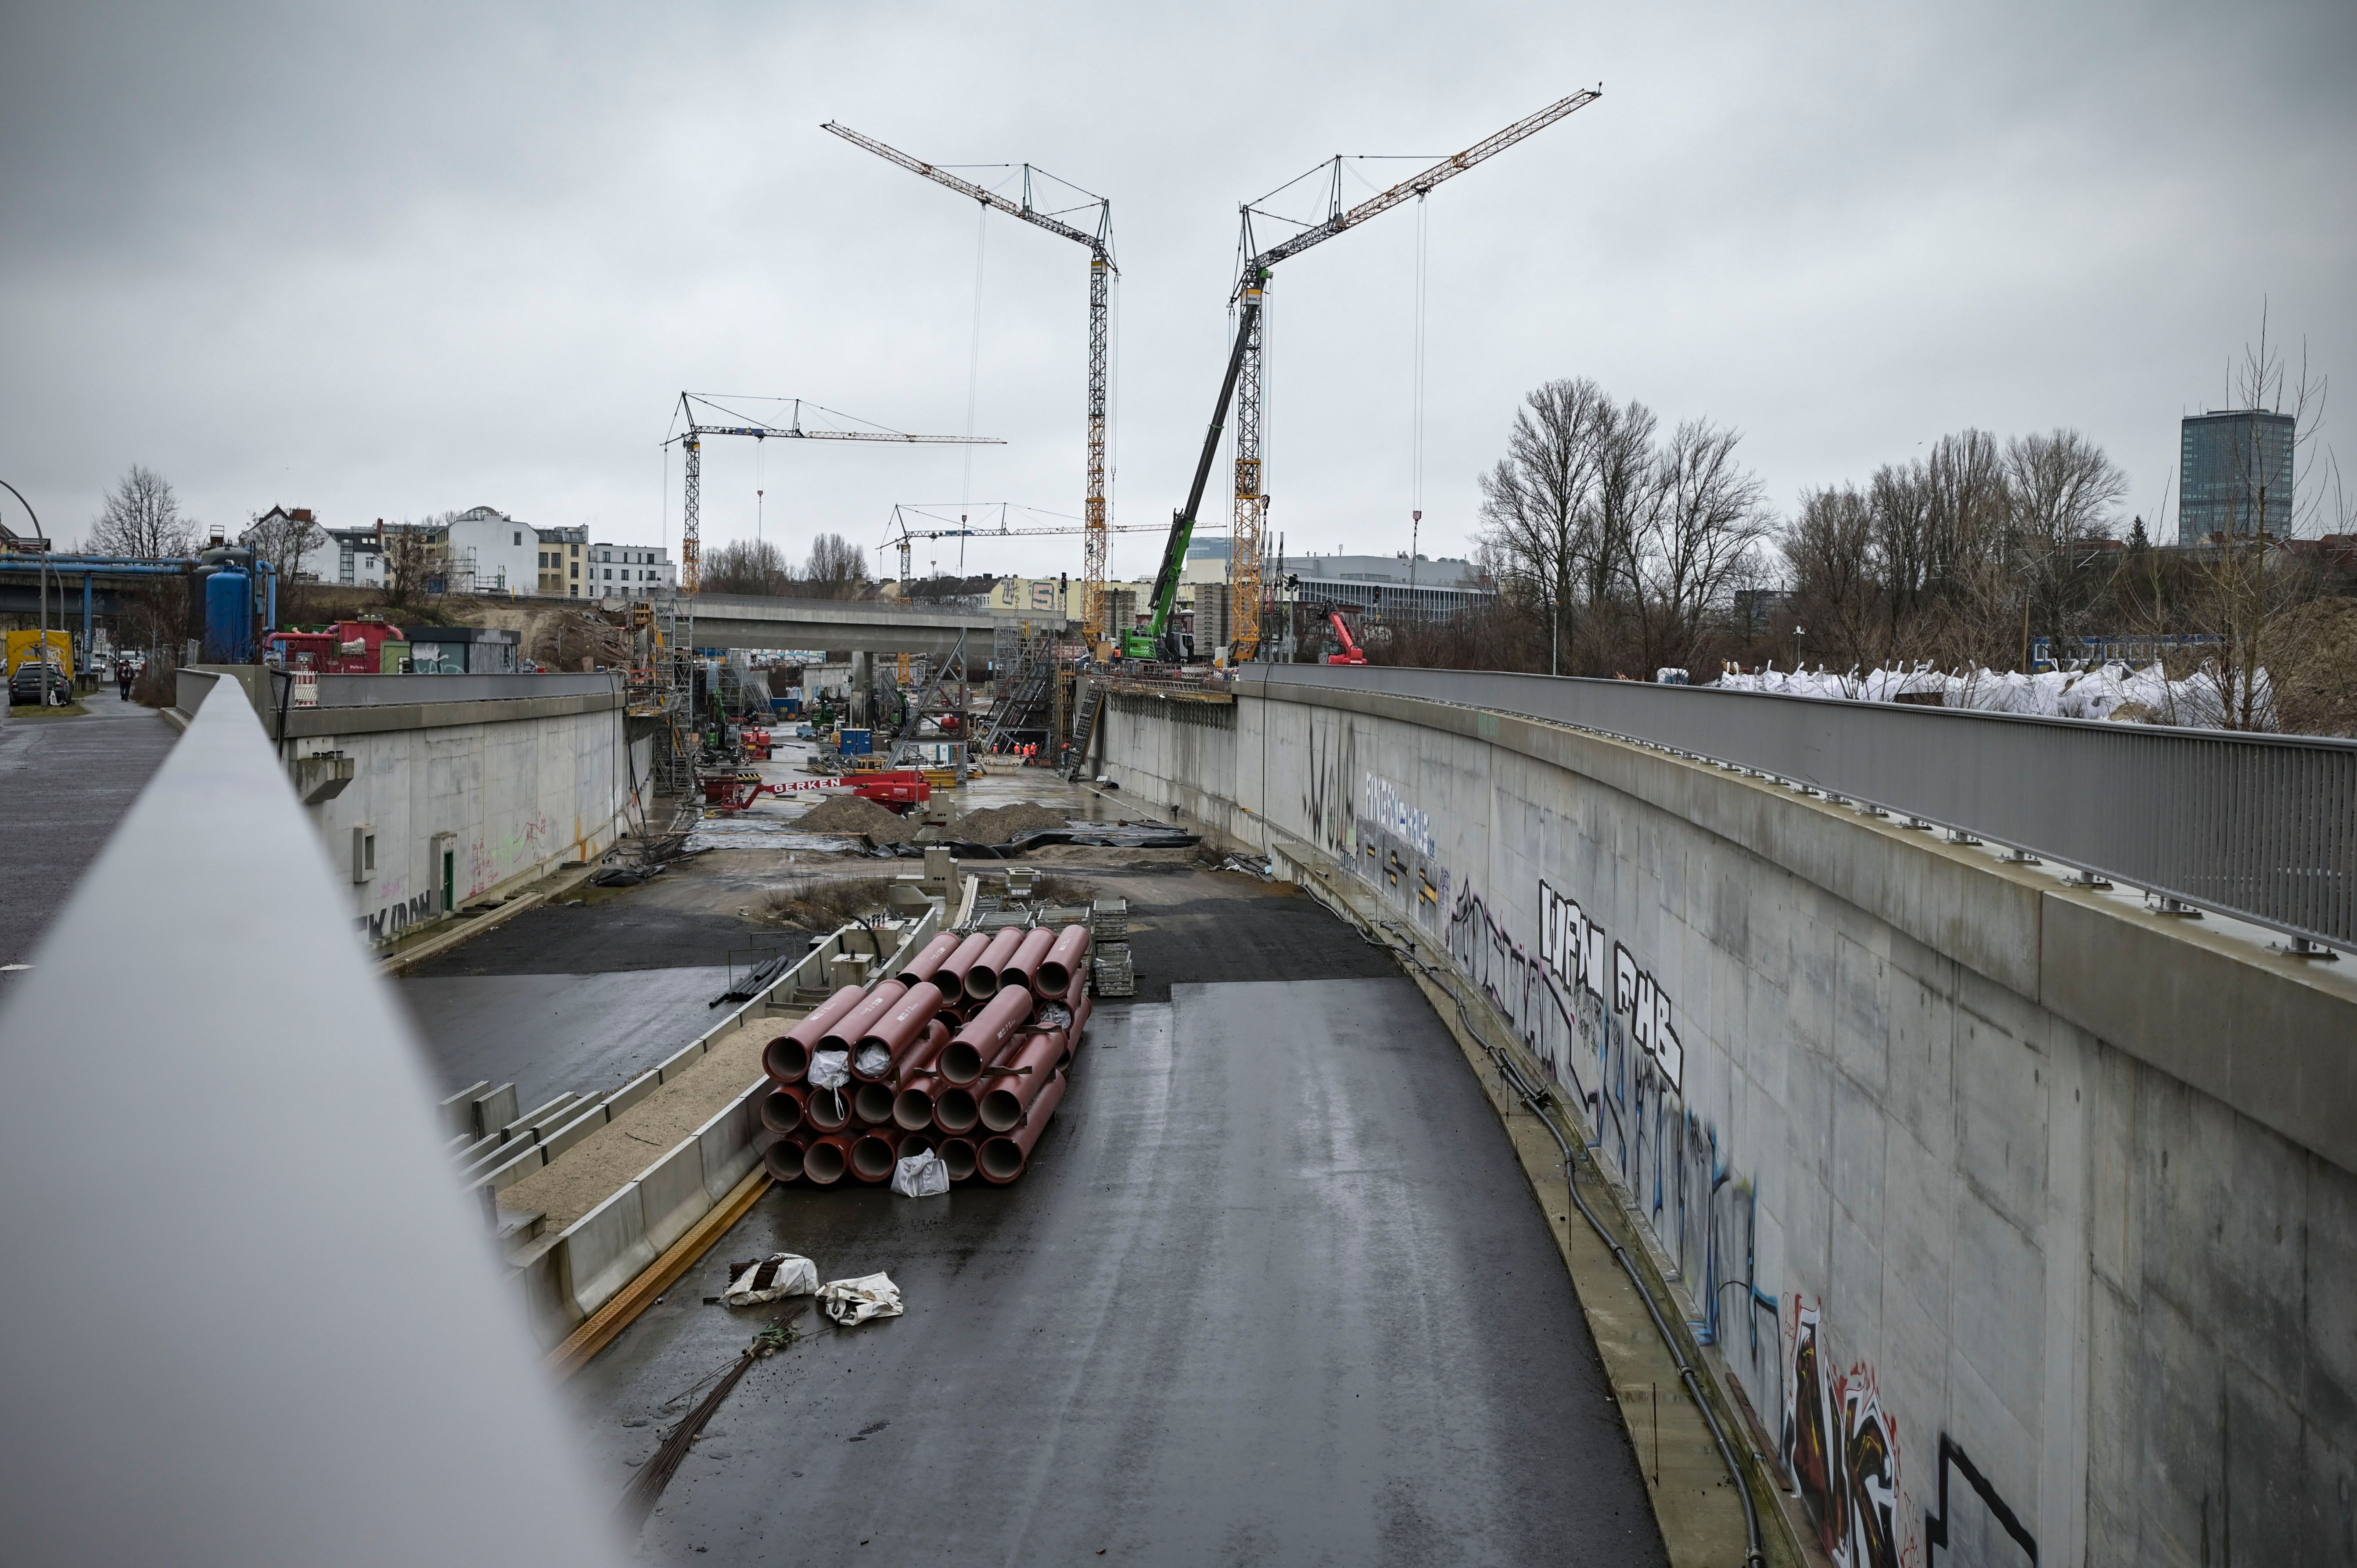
[823,123,1119,641]
[1200,85,1600,662]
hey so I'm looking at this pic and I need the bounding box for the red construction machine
[1311,603,1369,666]
[699,769,933,812]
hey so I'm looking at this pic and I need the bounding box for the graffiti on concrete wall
[356,889,436,944]
[1363,773,1436,859]
[1784,1296,1912,1568]
[1538,879,1684,1093]
[1303,717,1360,861]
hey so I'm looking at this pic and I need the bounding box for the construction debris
[817,1271,904,1327]
[796,795,923,841]
[722,1254,819,1306]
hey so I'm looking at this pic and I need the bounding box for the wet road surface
[574,979,1666,1566]
[0,691,178,979]
[400,965,737,1110]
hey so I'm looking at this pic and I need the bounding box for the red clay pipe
[1036,924,1092,995]
[894,1129,935,1160]
[852,982,947,1080]
[762,1136,807,1182]
[764,983,868,1084]
[934,932,992,1003]
[803,1132,853,1186]
[849,1132,898,1184]
[1000,927,1057,994]
[963,927,1026,1000]
[758,1082,807,1136]
[804,1084,852,1134]
[977,1069,1067,1184]
[821,979,908,1054]
[852,1080,898,1126]
[890,1023,955,1130]
[893,932,963,998]
[938,986,1036,1086]
[978,1030,1067,1133]
[937,1136,977,1182]
[931,1085,981,1136]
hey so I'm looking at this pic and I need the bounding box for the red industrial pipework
[764,983,868,1083]
[932,1084,981,1136]
[758,1081,807,1136]
[978,1029,1067,1133]
[852,1079,898,1126]
[763,1136,807,1182]
[891,1023,955,1130]
[937,1136,977,1182]
[934,932,992,1001]
[804,1132,854,1186]
[1000,927,1057,994]
[939,986,1035,1084]
[893,933,965,1001]
[895,1129,935,1160]
[978,1069,1068,1184]
[1036,923,1092,995]
[849,1132,897,1184]
[805,1085,852,1134]
[852,981,947,1080]
[963,927,1026,1000]
[821,979,909,1053]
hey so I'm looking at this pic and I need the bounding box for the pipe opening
[893,1087,937,1131]
[762,1139,805,1181]
[978,1088,1025,1134]
[851,1134,897,1182]
[804,1140,847,1185]
[805,1087,851,1132]
[852,1082,896,1126]
[938,1137,977,1181]
[934,1087,979,1135]
[762,1037,810,1083]
[759,1088,804,1135]
[977,1137,1026,1182]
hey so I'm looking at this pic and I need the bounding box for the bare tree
[1868,460,1931,645]
[1784,484,1881,672]
[241,508,325,590]
[1624,417,1772,673]
[2005,427,2126,663]
[87,464,197,558]
[805,532,869,598]
[1475,378,1613,673]
[381,518,449,608]
[704,538,795,596]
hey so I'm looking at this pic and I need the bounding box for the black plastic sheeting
[856,826,1200,860]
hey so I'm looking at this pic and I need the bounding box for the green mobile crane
[1124,85,1600,665]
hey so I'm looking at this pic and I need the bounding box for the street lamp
[1792,624,1807,674]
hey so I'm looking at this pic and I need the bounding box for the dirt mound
[795,794,921,841]
[942,801,1074,843]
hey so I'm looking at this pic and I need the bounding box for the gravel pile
[795,795,922,842]
[940,802,1074,843]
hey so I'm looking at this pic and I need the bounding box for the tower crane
[881,502,1162,582]
[665,391,998,595]
[823,122,1119,643]
[1202,86,1602,662]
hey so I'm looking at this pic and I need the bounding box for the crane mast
[1219,86,1600,661]
[823,123,1118,643]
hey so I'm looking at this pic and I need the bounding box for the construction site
[7,76,2357,1568]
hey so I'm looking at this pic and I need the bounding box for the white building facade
[588,542,676,598]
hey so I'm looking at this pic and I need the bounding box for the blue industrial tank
[204,567,253,663]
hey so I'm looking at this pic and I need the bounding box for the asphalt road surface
[399,966,738,1110]
[572,978,1666,1566]
[0,690,178,979]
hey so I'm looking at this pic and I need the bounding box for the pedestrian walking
[117,660,135,702]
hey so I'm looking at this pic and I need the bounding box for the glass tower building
[2180,410,2296,545]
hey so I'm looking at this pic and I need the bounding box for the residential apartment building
[588,542,675,598]
[535,526,587,597]
[296,519,386,588]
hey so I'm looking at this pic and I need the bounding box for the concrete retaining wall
[1101,679,2357,1568]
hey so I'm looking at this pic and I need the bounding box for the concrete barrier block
[555,1183,653,1321]
[693,1083,764,1204]
[635,1138,710,1254]
[504,1094,575,1141]
[469,1083,519,1139]
[451,1132,504,1167]
[539,1102,609,1162]
[468,1140,545,1192]
[607,1070,661,1118]
[506,1234,577,1349]
[655,1040,707,1082]
[440,1080,490,1137]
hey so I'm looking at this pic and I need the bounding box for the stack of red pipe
[753,923,1093,1189]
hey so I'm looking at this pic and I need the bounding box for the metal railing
[1244,663,2357,955]
[0,680,625,1560]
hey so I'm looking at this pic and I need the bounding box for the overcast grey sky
[3,0,2350,580]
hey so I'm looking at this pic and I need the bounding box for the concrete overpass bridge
[1100,661,2357,1566]
[684,593,1049,659]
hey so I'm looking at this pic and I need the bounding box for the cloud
[2,0,2348,563]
